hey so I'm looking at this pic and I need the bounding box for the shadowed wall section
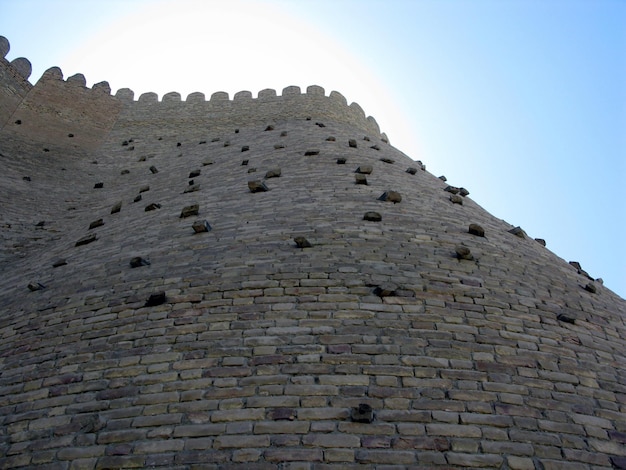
[0,35,625,470]
[0,36,32,128]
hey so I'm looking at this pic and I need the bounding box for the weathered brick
[338,422,395,435]
[392,436,449,451]
[446,452,504,467]
[57,446,106,460]
[132,413,183,427]
[507,456,535,470]
[355,449,416,464]
[302,433,360,448]
[323,448,355,462]
[232,449,263,462]
[297,407,350,421]
[460,413,513,427]
[134,439,184,453]
[97,430,147,444]
[211,408,265,422]
[481,440,534,455]
[264,448,323,462]
[213,434,270,448]
[96,455,145,468]
[254,421,310,434]
[571,413,612,428]
[135,391,180,405]
[426,424,482,438]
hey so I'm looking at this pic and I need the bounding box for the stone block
[75,233,97,246]
[144,203,161,211]
[468,224,485,237]
[378,191,402,203]
[265,168,281,178]
[248,180,268,193]
[192,220,211,233]
[180,204,199,218]
[363,212,381,222]
[355,174,368,185]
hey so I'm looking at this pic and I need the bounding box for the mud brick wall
[0,34,625,470]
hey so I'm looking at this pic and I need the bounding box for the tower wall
[0,37,33,128]
[0,65,122,156]
[0,35,624,470]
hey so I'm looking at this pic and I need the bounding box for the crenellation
[9,57,32,80]
[0,35,8,57]
[186,91,205,102]
[282,85,301,96]
[306,84,325,96]
[41,65,63,80]
[258,88,277,99]
[92,81,111,94]
[162,91,182,102]
[234,90,253,101]
[0,37,34,127]
[66,72,86,86]
[211,91,229,101]
[114,87,134,102]
[138,91,158,103]
[0,33,624,469]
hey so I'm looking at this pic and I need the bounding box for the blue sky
[1,0,624,298]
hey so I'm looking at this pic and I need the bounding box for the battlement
[112,84,386,146]
[0,35,386,158]
[0,43,123,156]
[0,36,33,128]
[116,85,382,136]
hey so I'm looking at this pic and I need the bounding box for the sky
[1,0,624,298]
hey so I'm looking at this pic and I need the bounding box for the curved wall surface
[0,35,625,469]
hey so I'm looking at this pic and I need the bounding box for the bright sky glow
[1,0,624,297]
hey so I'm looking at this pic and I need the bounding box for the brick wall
[0,34,625,469]
[0,66,122,157]
[0,36,33,129]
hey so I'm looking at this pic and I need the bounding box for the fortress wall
[110,85,383,145]
[0,34,625,469]
[1,108,625,468]
[0,37,33,128]
[0,65,123,157]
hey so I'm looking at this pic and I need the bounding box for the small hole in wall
[15,119,21,125]
[68,133,74,138]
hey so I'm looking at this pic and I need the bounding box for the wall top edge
[0,35,383,137]
[34,65,374,126]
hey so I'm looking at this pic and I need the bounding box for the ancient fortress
[0,35,625,469]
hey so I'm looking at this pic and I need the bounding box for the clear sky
[1,0,624,298]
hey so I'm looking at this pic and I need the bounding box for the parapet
[113,84,385,139]
[0,60,123,155]
[0,36,30,79]
[0,36,33,127]
[0,35,9,58]
[0,33,387,157]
